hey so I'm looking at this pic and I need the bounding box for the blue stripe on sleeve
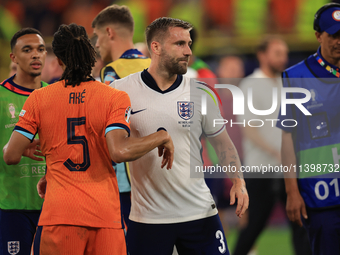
[105,123,130,136]
[105,126,124,135]
[14,130,34,140]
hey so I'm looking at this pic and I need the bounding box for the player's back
[23,79,129,228]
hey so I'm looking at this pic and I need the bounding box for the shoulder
[36,80,63,93]
[193,80,221,104]
[285,59,308,75]
[284,55,316,78]
[84,80,129,103]
[110,72,141,90]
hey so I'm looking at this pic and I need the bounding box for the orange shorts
[31,225,126,255]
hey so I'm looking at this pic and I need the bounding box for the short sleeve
[201,86,225,137]
[105,91,131,136]
[14,90,39,141]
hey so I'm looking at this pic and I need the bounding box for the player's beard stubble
[30,72,42,77]
[160,49,189,76]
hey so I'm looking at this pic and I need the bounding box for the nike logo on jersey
[131,108,146,115]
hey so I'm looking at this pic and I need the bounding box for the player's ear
[315,31,322,43]
[9,53,16,63]
[106,27,115,41]
[150,41,161,56]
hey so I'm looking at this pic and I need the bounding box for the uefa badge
[8,241,20,255]
[125,106,131,123]
[177,101,194,120]
[19,109,26,117]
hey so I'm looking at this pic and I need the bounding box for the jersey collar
[120,49,147,59]
[141,69,183,94]
[1,75,44,96]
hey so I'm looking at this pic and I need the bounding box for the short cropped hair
[256,35,284,53]
[10,28,43,51]
[145,17,193,50]
[92,5,134,33]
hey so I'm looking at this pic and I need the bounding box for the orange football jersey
[15,79,131,228]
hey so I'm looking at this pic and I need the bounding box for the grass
[226,226,294,255]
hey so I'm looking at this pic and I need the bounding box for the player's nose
[184,44,192,56]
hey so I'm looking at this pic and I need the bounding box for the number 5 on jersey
[64,117,91,171]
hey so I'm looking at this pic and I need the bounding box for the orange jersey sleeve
[15,80,131,228]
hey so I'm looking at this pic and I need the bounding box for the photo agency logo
[201,83,312,128]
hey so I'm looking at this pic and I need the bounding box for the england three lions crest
[178,101,194,120]
[8,241,20,255]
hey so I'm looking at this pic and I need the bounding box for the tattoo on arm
[219,151,227,163]
[218,148,244,180]
[229,161,236,167]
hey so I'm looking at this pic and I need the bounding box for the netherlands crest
[8,241,20,255]
[177,101,194,120]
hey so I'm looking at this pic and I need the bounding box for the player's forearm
[3,133,29,165]
[208,131,244,182]
[218,143,244,183]
[108,130,170,163]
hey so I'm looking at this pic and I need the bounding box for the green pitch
[227,226,294,255]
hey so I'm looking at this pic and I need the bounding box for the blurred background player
[0,28,47,255]
[233,36,312,255]
[92,5,151,85]
[112,17,248,255]
[279,3,340,254]
[3,23,174,255]
[92,4,151,229]
[40,44,63,84]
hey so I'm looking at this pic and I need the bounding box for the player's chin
[30,71,42,77]
[178,65,188,75]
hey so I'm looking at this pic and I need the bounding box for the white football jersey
[111,70,225,223]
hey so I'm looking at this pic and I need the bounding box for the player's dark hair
[92,5,134,33]
[145,17,193,50]
[256,35,283,53]
[52,23,96,87]
[10,28,43,51]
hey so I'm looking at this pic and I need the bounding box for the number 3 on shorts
[215,230,226,254]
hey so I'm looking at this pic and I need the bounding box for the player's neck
[111,40,135,62]
[260,65,276,78]
[13,70,42,90]
[148,64,177,91]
